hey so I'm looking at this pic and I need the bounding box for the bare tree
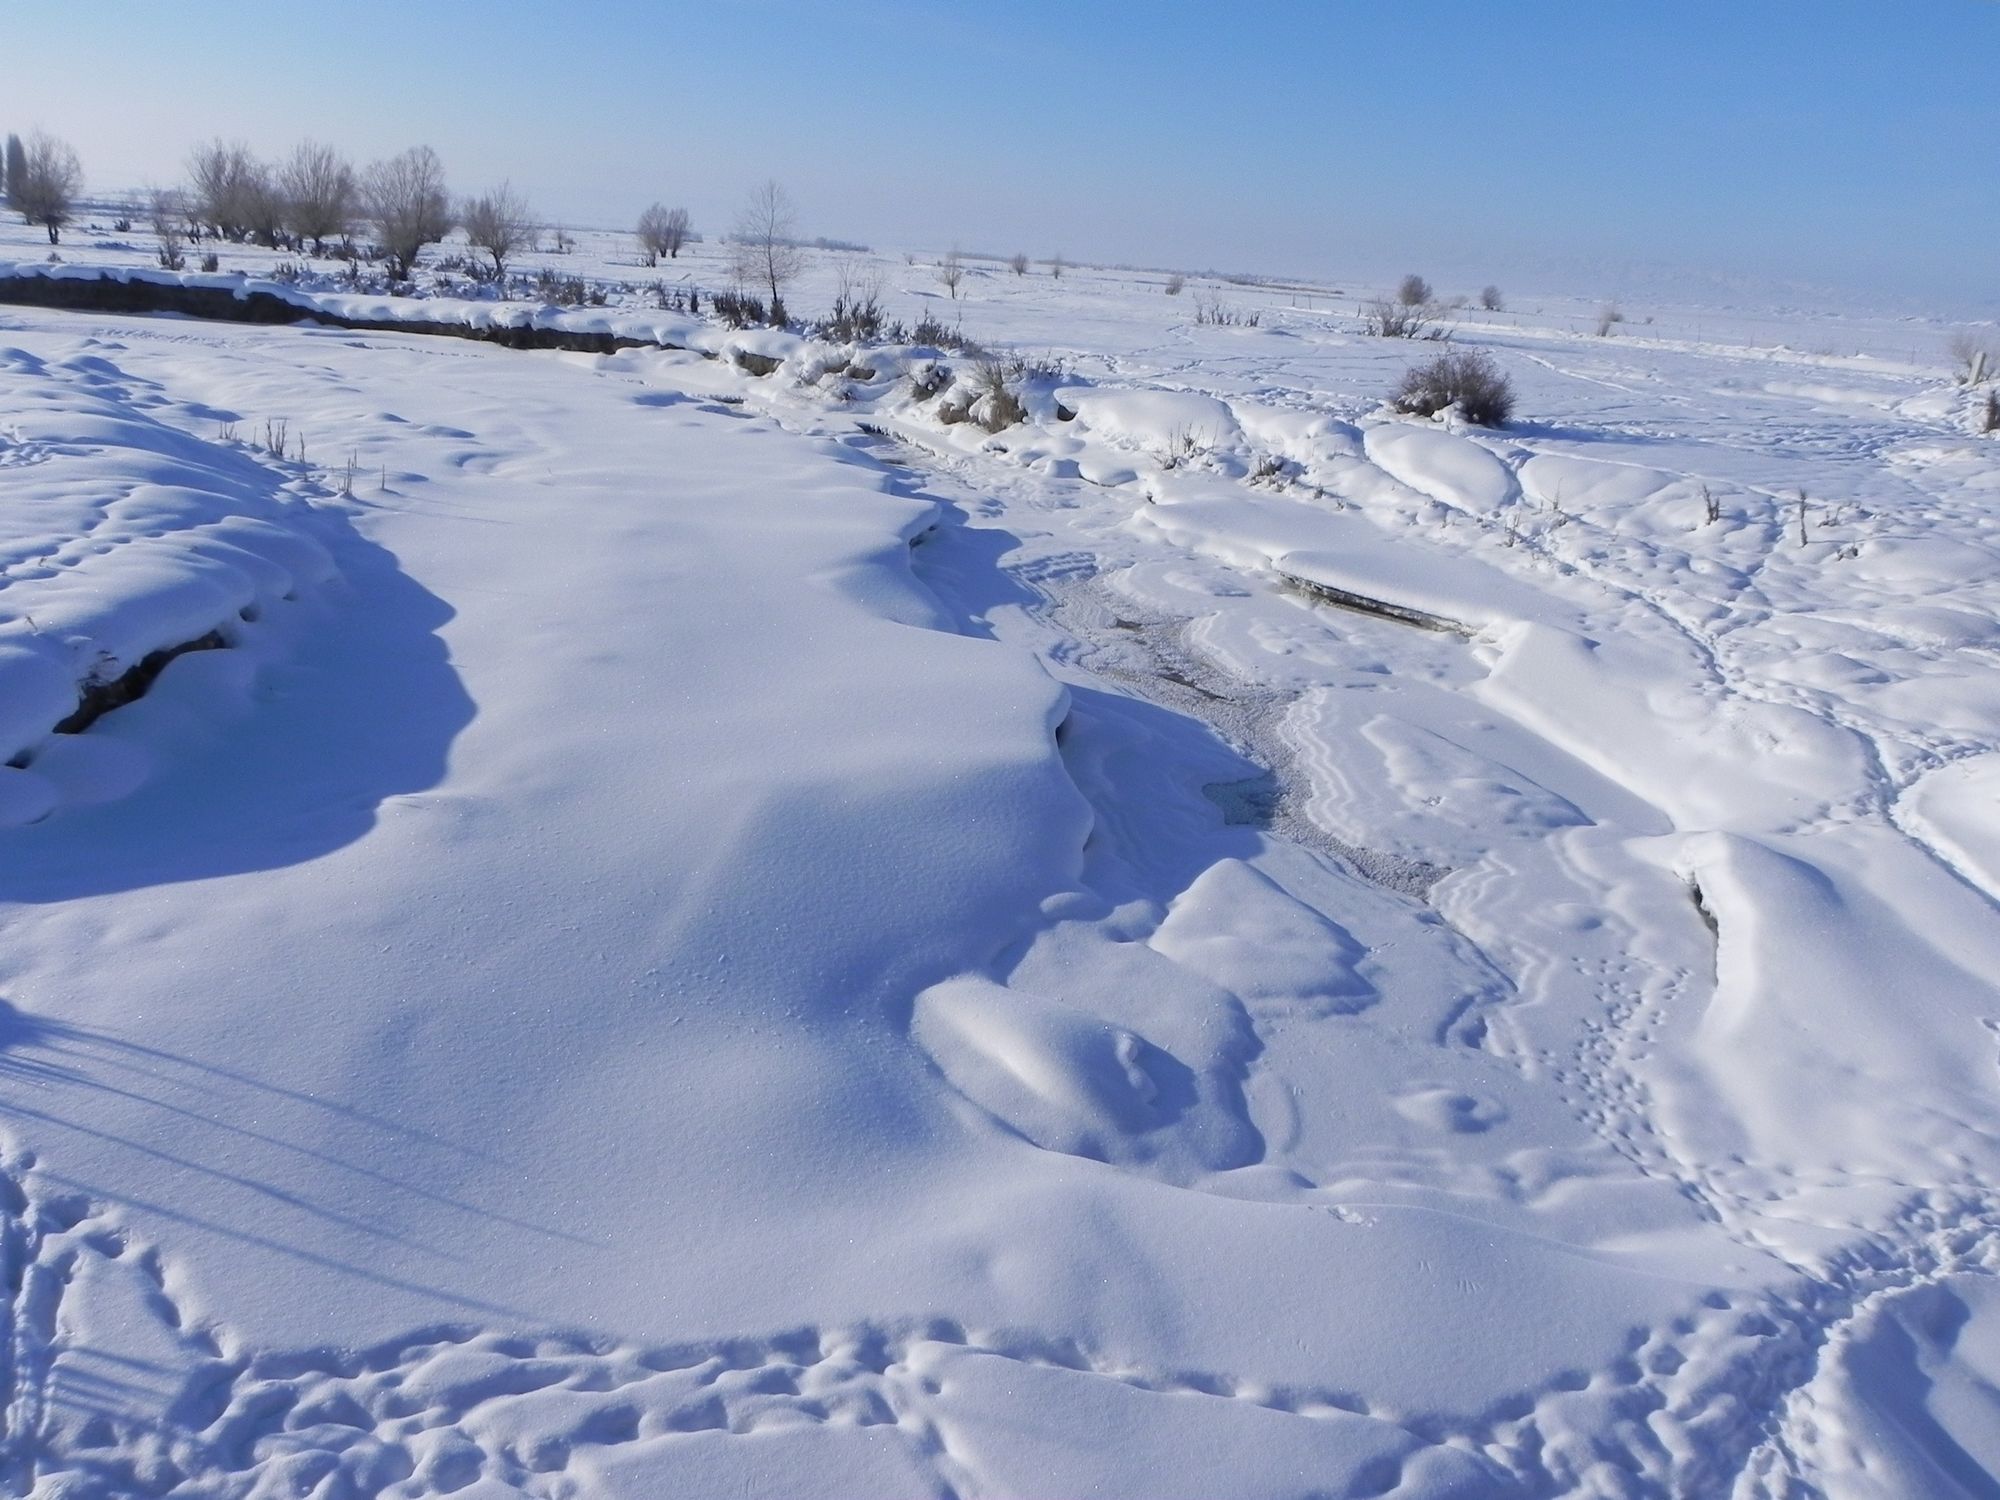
[1595,302,1623,337]
[241,161,287,248]
[148,187,187,269]
[186,140,265,241]
[14,132,82,244]
[280,141,356,255]
[1479,284,1503,312]
[3,135,24,205]
[1008,251,1028,276]
[1397,273,1433,307]
[636,203,691,265]
[364,146,452,281]
[936,246,965,299]
[460,182,532,277]
[730,179,805,313]
[1049,252,1065,281]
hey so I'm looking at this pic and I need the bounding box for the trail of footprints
[11,1153,1983,1500]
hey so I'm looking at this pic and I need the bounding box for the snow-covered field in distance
[1,208,1999,1499]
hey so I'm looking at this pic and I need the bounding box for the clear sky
[9,0,1997,308]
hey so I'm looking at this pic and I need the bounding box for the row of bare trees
[179,140,472,277]
[139,140,544,281]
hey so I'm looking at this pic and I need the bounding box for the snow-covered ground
[2,214,1999,1499]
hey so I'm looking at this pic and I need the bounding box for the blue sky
[12,1,1997,307]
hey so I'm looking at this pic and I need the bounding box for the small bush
[1194,296,1258,326]
[1011,351,1071,381]
[1158,426,1201,469]
[1009,252,1029,276]
[1480,285,1503,311]
[1397,273,1432,307]
[1361,297,1445,339]
[909,311,982,354]
[1595,303,1624,337]
[712,290,767,328]
[816,266,886,342]
[970,359,1027,432]
[1164,273,1185,296]
[909,362,952,401]
[200,251,220,273]
[533,269,604,307]
[1391,349,1515,427]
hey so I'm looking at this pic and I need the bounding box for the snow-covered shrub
[1391,349,1515,427]
[1361,297,1443,339]
[1164,273,1185,296]
[1595,302,1624,337]
[816,287,885,342]
[532,270,604,307]
[909,312,982,354]
[1012,352,1071,381]
[1009,251,1029,276]
[1397,273,1432,307]
[1480,284,1503,311]
[149,188,186,270]
[713,290,767,328]
[908,362,952,401]
[1194,297,1257,326]
[969,360,1027,433]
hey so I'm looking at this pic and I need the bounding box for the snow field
[0,217,1997,1496]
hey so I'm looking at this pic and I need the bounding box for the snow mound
[1150,858,1376,1016]
[914,975,1212,1165]
[0,346,334,813]
[1063,388,1244,454]
[1363,423,1517,512]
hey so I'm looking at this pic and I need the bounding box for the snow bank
[0,260,808,367]
[0,344,333,815]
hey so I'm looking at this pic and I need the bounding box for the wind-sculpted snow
[2,227,2000,1496]
[0,345,336,822]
